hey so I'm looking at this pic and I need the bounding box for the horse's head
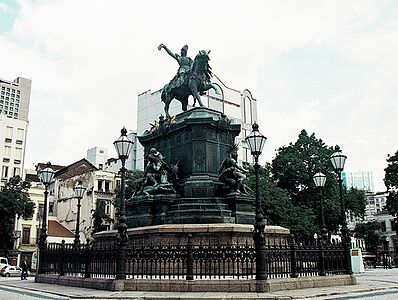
[192,50,212,79]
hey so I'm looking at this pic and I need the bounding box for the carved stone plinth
[127,107,255,227]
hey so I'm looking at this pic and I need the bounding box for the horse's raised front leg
[202,83,221,95]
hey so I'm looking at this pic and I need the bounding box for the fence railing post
[59,240,65,276]
[84,239,91,278]
[318,239,326,276]
[289,234,298,278]
[186,234,193,280]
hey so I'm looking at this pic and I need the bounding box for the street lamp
[246,122,267,281]
[113,127,134,280]
[313,172,328,243]
[37,162,55,274]
[73,182,86,245]
[330,149,352,275]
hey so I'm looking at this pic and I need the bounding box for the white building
[0,76,31,187]
[86,147,108,170]
[135,74,257,170]
[0,77,31,121]
[364,192,388,221]
[0,114,28,186]
[343,171,374,193]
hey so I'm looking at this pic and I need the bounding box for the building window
[3,145,11,158]
[13,167,20,177]
[2,166,8,178]
[37,204,44,220]
[98,180,103,191]
[15,147,22,160]
[6,126,13,139]
[105,181,110,192]
[22,227,30,245]
[49,203,54,215]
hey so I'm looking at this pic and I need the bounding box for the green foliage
[246,164,317,240]
[384,151,398,190]
[262,129,366,239]
[346,188,367,218]
[354,221,381,254]
[92,199,113,233]
[0,176,34,249]
[384,150,398,216]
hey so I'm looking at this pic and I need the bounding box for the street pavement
[0,268,398,299]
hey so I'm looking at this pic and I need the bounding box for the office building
[86,147,108,170]
[0,77,31,186]
[0,77,31,121]
[342,171,374,192]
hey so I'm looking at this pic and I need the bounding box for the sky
[0,0,397,192]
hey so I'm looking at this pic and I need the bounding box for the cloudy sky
[1,0,397,191]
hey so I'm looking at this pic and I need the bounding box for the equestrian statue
[158,43,220,118]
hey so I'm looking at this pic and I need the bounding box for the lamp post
[113,127,134,280]
[246,122,267,281]
[313,172,327,243]
[330,149,352,275]
[37,162,55,274]
[73,182,86,245]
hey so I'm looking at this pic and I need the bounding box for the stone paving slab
[1,269,398,299]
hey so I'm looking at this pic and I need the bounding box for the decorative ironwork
[39,235,346,280]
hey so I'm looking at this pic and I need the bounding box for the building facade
[0,77,31,121]
[45,159,118,241]
[0,77,31,187]
[0,115,28,186]
[86,147,108,170]
[342,171,374,193]
[135,74,257,170]
[13,169,74,269]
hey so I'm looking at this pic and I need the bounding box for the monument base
[95,223,290,246]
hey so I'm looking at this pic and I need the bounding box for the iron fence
[40,234,346,280]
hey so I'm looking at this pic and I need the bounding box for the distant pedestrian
[21,259,28,280]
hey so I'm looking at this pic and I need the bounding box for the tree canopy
[354,221,381,254]
[0,176,34,250]
[384,150,398,216]
[248,129,366,239]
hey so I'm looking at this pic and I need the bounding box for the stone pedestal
[96,223,290,246]
[127,107,255,227]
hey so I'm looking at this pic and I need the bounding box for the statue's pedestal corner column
[224,193,255,225]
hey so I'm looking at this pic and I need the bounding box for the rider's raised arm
[158,43,177,60]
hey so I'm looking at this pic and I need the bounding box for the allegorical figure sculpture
[134,148,177,196]
[158,43,220,118]
[218,145,250,195]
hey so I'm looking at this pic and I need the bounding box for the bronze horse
[161,50,219,118]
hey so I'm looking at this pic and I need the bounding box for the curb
[2,281,398,300]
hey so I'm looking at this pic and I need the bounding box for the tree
[270,129,366,238]
[0,176,35,250]
[384,150,398,217]
[354,221,381,254]
[246,164,316,240]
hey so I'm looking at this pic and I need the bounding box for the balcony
[20,237,38,247]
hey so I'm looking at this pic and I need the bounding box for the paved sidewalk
[1,269,398,299]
